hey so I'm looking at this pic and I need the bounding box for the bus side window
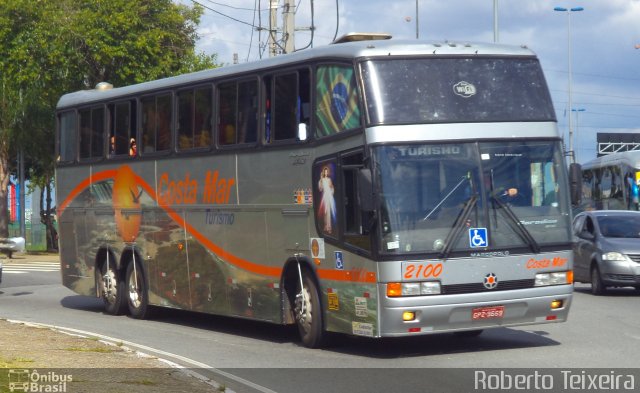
[177,86,212,151]
[140,93,172,153]
[342,151,372,252]
[110,101,135,157]
[58,111,77,163]
[273,73,298,141]
[218,82,237,146]
[315,65,361,139]
[79,106,105,161]
[238,80,258,144]
[264,68,311,144]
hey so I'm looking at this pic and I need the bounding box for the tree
[0,0,219,247]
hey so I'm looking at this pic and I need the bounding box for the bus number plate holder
[471,305,504,320]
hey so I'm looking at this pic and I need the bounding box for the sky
[187,0,640,164]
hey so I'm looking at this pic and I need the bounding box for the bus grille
[442,279,535,295]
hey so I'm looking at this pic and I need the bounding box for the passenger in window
[129,138,137,156]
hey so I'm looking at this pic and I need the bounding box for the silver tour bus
[578,150,640,211]
[56,36,574,348]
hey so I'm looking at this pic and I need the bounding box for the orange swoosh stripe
[58,169,118,215]
[59,167,376,283]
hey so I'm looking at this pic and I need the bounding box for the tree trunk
[0,152,11,239]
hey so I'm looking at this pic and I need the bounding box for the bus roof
[56,39,537,110]
[581,150,640,170]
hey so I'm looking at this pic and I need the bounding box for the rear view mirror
[358,168,374,212]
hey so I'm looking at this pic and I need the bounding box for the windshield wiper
[439,194,478,260]
[490,196,540,253]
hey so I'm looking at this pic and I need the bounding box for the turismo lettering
[157,170,236,206]
[396,146,461,157]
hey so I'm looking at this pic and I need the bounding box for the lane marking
[7,319,277,393]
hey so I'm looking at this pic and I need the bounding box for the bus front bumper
[377,285,572,337]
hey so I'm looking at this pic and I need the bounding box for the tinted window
[361,57,555,125]
[315,65,361,138]
[177,86,212,150]
[109,101,137,157]
[79,106,105,160]
[141,93,172,153]
[58,111,77,163]
[218,80,258,146]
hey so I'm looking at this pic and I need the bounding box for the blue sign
[469,228,488,248]
[335,251,344,270]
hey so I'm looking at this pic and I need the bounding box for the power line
[203,0,264,12]
[191,0,257,28]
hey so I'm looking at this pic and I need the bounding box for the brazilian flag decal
[315,66,361,137]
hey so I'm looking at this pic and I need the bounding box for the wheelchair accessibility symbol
[469,228,488,248]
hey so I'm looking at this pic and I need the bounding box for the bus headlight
[534,271,572,286]
[387,281,441,297]
[602,252,626,261]
[421,281,441,295]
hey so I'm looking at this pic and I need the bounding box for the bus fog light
[550,299,563,309]
[421,281,441,295]
[402,283,421,296]
[402,311,416,321]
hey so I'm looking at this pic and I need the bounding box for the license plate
[472,305,505,320]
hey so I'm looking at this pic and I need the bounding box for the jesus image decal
[316,163,337,236]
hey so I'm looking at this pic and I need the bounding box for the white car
[0,236,25,259]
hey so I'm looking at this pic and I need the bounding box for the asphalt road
[1,255,639,393]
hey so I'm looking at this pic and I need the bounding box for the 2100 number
[403,263,443,280]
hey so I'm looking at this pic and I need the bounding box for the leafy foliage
[0,0,219,242]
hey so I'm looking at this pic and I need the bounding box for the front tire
[591,266,607,296]
[126,260,151,319]
[98,260,127,315]
[294,271,325,348]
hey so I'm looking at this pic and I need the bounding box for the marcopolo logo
[7,369,72,392]
[453,81,477,98]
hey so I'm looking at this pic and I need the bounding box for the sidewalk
[0,252,224,392]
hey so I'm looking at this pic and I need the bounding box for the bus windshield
[361,57,555,125]
[373,141,572,255]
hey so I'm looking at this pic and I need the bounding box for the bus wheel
[294,272,324,348]
[590,266,606,296]
[98,261,127,315]
[126,260,151,319]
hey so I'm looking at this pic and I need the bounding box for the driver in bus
[499,186,527,206]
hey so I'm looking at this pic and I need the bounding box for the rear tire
[126,260,151,319]
[98,260,127,315]
[591,266,607,296]
[294,271,325,348]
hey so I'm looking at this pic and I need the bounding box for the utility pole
[268,0,279,57]
[283,0,295,53]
